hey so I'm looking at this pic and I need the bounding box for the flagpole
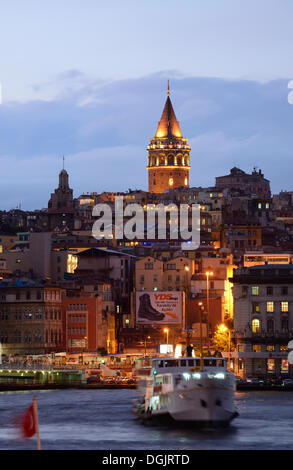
[33,395,41,450]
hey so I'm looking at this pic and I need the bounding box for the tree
[213,321,234,352]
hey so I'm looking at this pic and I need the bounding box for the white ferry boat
[134,356,238,427]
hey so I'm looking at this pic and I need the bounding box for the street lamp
[198,302,204,371]
[144,335,151,356]
[205,271,213,346]
[164,328,169,353]
[184,265,190,350]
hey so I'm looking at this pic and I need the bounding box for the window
[253,345,261,352]
[281,360,289,373]
[267,318,274,333]
[267,358,275,372]
[0,331,8,343]
[14,330,21,343]
[267,286,273,296]
[266,345,275,351]
[242,286,248,296]
[281,286,288,296]
[266,302,274,313]
[280,345,288,352]
[281,317,289,333]
[144,263,153,270]
[281,302,288,312]
[252,302,260,313]
[35,310,42,320]
[24,331,32,343]
[252,319,260,333]
[34,331,42,343]
[167,263,176,270]
[14,310,21,320]
[252,286,259,295]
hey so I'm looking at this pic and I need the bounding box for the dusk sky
[1,0,293,209]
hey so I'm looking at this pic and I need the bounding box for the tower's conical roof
[155,87,182,138]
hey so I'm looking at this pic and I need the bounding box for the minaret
[147,82,191,193]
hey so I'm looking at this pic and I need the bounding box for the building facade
[232,265,293,378]
[0,280,63,355]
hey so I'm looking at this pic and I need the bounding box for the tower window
[169,178,173,186]
[185,177,188,185]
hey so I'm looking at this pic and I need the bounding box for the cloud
[0,72,293,209]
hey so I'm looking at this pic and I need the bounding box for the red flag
[19,404,36,438]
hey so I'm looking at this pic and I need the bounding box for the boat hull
[134,376,238,427]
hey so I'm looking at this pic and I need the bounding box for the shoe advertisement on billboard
[136,291,183,324]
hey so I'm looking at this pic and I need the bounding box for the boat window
[217,360,225,367]
[165,360,178,367]
[158,361,165,368]
[204,359,217,367]
[195,359,200,367]
[188,359,194,367]
[180,360,186,366]
[155,376,163,384]
[163,375,172,384]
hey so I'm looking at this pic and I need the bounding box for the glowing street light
[144,335,151,356]
[164,328,169,349]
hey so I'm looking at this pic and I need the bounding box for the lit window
[252,302,260,313]
[252,319,260,333]
[266,302,274,312]
[281,359,289,372]
[266,345,275,351]
[252,286,259,295]
[185,177,188,186]
[258,203,262,209]
[280,345,288,352]
[253,345,261,352]
[267,358,275,372]
[281,301,289,312]
[169,178,173,186]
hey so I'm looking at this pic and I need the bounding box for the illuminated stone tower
[147,83,191,193]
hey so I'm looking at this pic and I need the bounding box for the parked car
[246,377,260,384]
[282,378,293,387]
[87,375,100,384]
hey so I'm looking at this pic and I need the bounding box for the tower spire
[147,85,190,193]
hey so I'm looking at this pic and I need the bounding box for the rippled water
[0,389,293,449]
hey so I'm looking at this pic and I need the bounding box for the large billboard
[136,291,183,325]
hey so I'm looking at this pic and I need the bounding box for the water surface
[0,389,292,449]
